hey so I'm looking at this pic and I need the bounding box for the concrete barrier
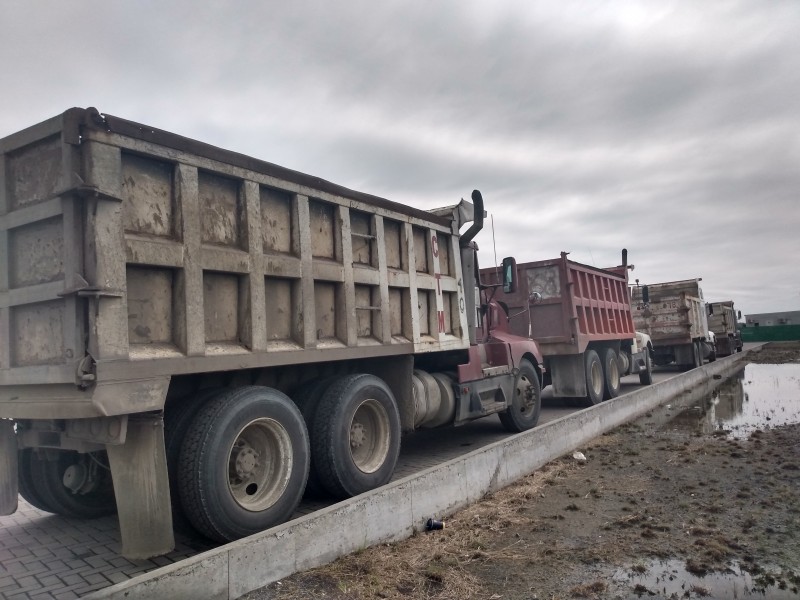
[85,351,751,600]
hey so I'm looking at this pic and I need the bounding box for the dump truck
[707,301,743,356]
[481,251,653,407]
[0,107,544,559]
[631,279,716,369]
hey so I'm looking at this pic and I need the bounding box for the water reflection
[612,559,799,599]
[661,363,800,439]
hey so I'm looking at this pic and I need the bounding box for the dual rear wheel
[169,375,401,542]
[582,348,622,406]
[18,373,402,545]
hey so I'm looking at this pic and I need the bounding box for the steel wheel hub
[232,444,260,479]
[515,376,534,413]
[349,399,391,474]
[350,422,367,449]
[227,418,293,512]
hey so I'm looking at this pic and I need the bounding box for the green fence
[739,324,800,342]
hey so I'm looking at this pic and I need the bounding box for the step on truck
[481,251,653,407]
[631,279,717,369]
[0,108,544,559]
[707,300,743,356]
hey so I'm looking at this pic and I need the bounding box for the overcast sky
[2,1,798,316]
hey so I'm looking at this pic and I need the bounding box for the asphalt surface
[0,371,678,600]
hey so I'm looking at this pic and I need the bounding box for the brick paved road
[0,374,668,599]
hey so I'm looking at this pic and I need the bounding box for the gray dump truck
[707,300,743,356]
[631,278,716,369]
[0,108,544,559]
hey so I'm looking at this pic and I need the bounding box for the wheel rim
[590,361,603,396]
[515,374,535,414]
[608,355,620,386]
[349,398,391,474]
[227,418,293,512]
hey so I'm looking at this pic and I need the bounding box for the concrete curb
[85,351,751,600]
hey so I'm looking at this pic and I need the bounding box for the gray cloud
[1,0,798,314]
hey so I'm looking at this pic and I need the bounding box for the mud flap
[106,414,174,559]
[0,419,18,515]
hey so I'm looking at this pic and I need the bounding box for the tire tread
[311,374,400,499]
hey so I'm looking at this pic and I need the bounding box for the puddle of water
[657,363,800,438]
[611,559,799,599]
[722,363,800,438]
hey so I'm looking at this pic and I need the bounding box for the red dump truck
[481,251,653,407]
[707,300,743,356]
[0,108,544,559]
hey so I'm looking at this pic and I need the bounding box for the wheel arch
[519,351,544,386]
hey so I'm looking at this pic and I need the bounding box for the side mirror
[501,257,517,293]
[642,285,650,305]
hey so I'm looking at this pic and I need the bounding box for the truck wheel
[638,350,653,385]
[602,348,621,400]
[17,449,54,512]
[165,389,220,533]
[584,350,604,405]
[694,341,704,368]
[499,359,542,432]
[290,377,337,498]
[177,386,309,542]
[311,374,401,499]
[28,450,116,518]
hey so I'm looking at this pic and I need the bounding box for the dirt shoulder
[246,343,800,599]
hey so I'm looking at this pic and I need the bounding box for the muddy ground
[245,343,800,600]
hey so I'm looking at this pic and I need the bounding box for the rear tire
[708,347,717,363]
[311,374,401,499]
[638,349,654,385]
[290,377,337,497]
[28,450,116,519]
[17,449,54,512]
[584,350,604,405]
[499,359,542,432]
[177,386,309,543]
[602,348,621,400]
[165,389,220,534]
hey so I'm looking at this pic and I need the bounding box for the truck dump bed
[708,300,740,356]
[631,279,708,346]
[0,108,470,420]
[482,253,635,355]
[707,301,737,337]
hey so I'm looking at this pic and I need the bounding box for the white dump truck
[707,300,743,356]
[0,108,544,559]
[631,279,716,369]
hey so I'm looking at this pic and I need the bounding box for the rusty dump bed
[631,279,707,346]
[0,108,469,419]
[482,254,635,355]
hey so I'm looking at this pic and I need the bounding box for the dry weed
[267,460,578,599]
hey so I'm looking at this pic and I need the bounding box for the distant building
[744,311,800,327]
